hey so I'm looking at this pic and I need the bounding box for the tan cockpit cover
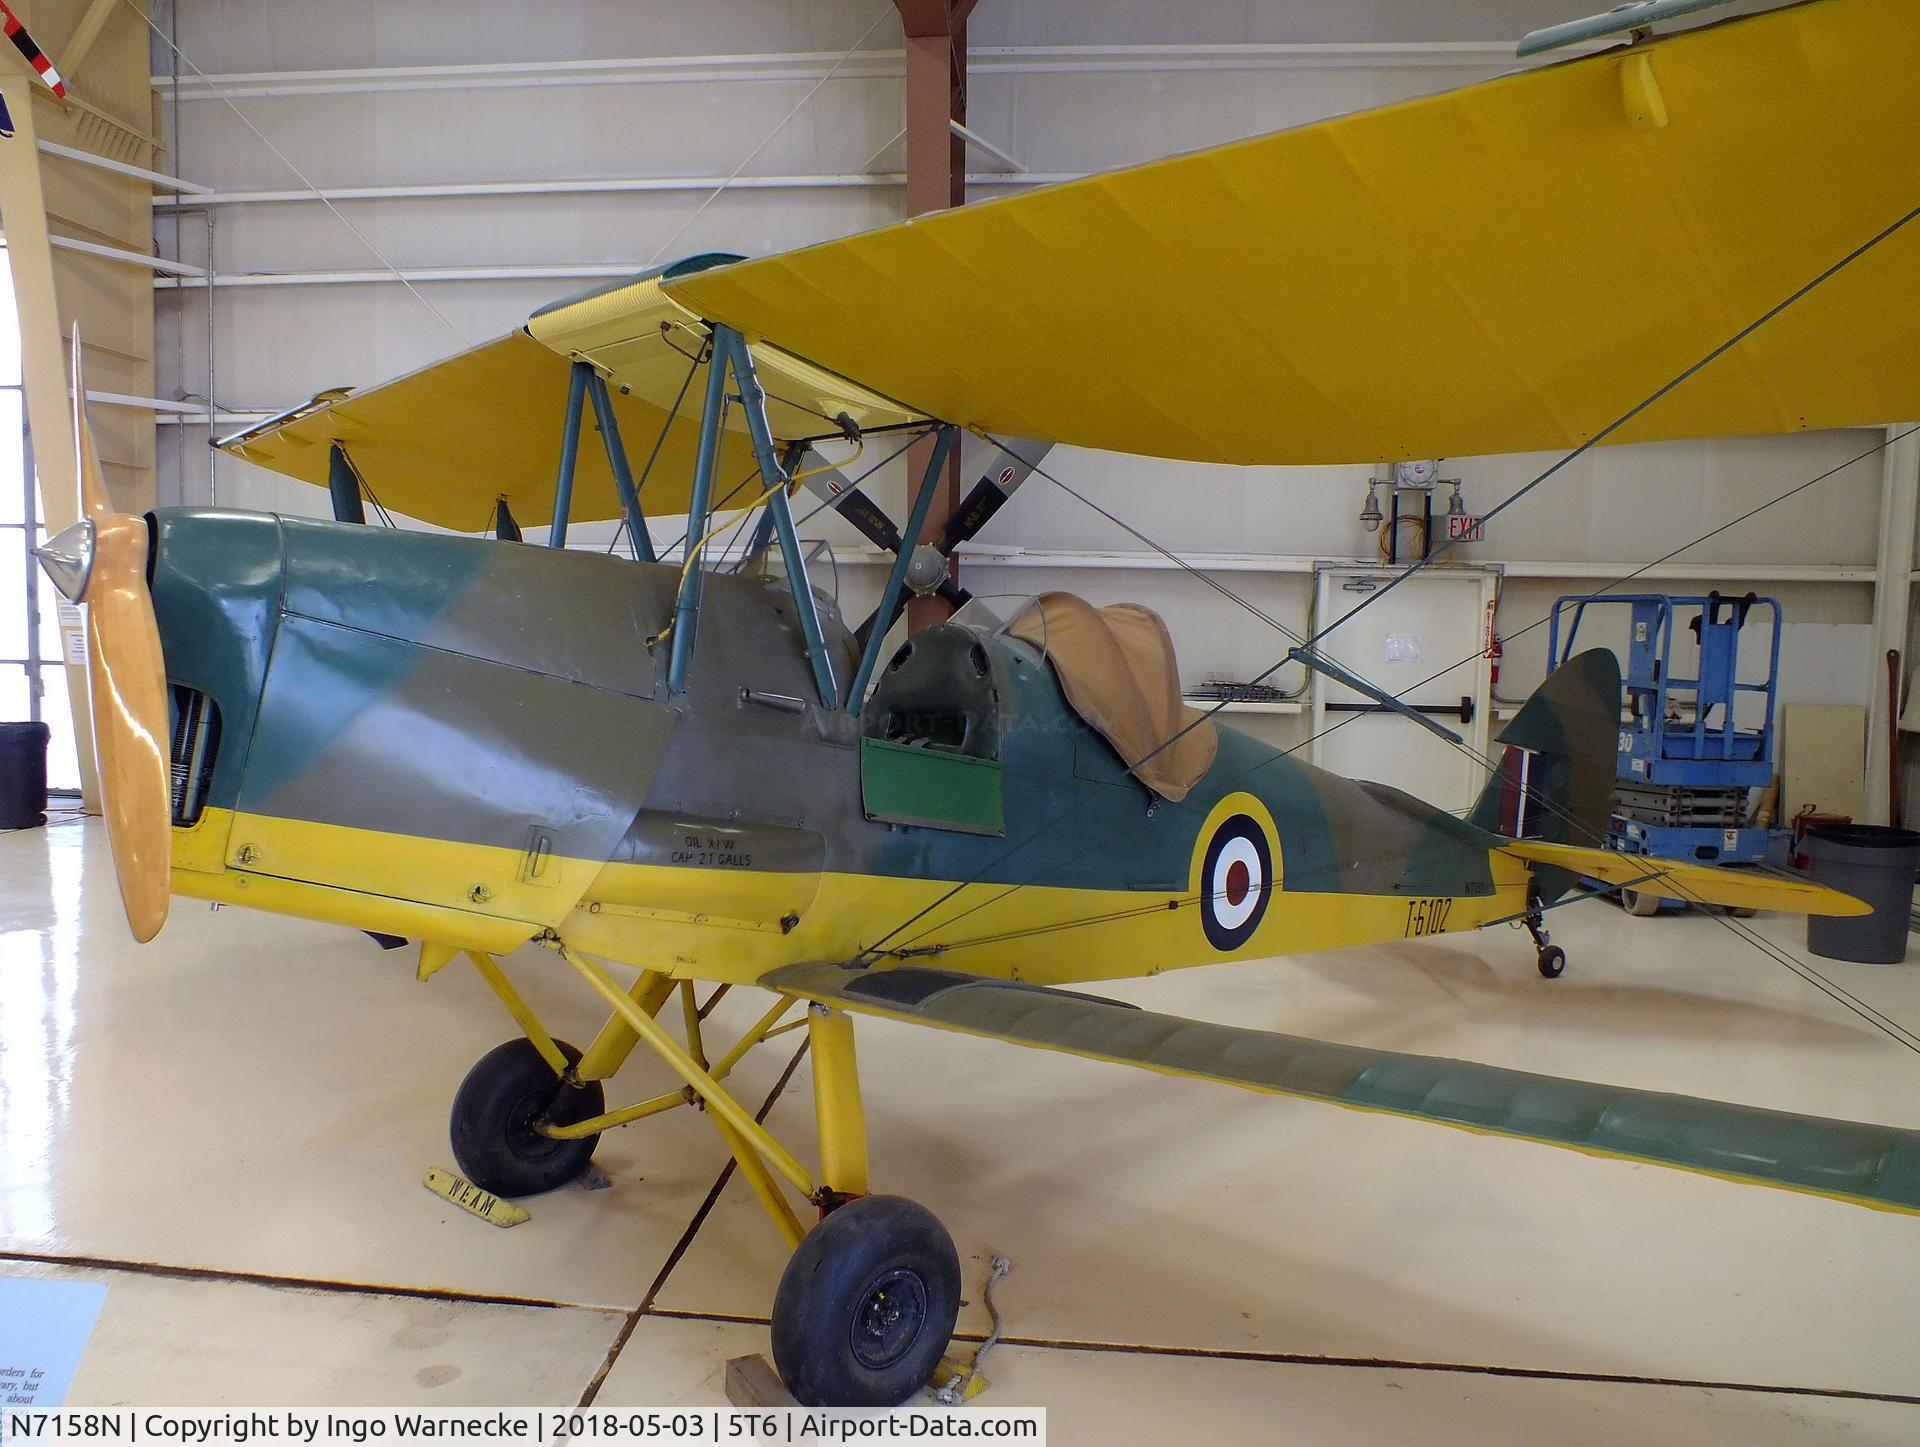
[1009,593,1217,803]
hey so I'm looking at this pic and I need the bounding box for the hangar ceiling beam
[59,0,121,80]
[150,43,1590,101]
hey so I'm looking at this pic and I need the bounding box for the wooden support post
[895,0,976,633]
[1869,425,1920,825]
[0,73,100,808]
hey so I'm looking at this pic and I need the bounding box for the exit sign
[1447,513,1485,542]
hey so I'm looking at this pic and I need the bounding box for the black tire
[449,1038,604,1197]
[1536,944,1567,979]
[771,1195,961,1407]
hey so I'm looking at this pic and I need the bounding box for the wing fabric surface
[218,332,761,530]
[768,963,1920,1216]
[1501,839,1871,916]
[218,269,924,530]
[665,0,1920,464]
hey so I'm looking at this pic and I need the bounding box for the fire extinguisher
[1487,632,1503,691]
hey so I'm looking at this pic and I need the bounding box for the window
[0,247,81,793]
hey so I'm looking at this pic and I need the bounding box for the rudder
[1466,647,1622,899]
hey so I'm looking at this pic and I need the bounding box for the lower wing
[769,963,1920,1217]
[1500,839,1870,917]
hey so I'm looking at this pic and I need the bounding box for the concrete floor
[3,817,1918,1441]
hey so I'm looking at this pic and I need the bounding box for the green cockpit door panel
[860,737,1006,837]
[768,963,1920,1218]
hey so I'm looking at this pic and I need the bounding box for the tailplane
[1470,648,1866,918]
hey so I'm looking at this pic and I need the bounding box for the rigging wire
[335,448,399,529]
[860,431,1920,1053]
[1025,195,1920,788]
[655,327,853,428]
[1026,458,1311,649]
[652,427,931,566]
[631,348,706,489]
[1280,425,1920,766]
[658,465,769,559]
[988,423,1920,819]
[790,428,940,531]
[135,0,1920,1051]
[1303,198,1920,652]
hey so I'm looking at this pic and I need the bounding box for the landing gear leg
[772,1005,960,1407]
[554,948,961,1408]
[1525,887,1566,979]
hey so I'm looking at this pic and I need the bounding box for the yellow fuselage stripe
[172,807,1533,983]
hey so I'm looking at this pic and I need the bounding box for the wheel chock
[930,1355,990,1401]
[725,1355,798,1408]
[423,1166,530,1228]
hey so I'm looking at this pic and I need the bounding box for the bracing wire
[1280,425,1920,767]
[658,466,765,559]
[858,430,1920,1049]
[1031,197,1920,791]
[633,349,706,486]
[1304,199,1920,652]
[1022,455,1311,650]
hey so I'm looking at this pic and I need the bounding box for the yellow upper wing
[219,260,924,530]
[223,0,1920,524]
[218,331,758,531]
[665,0,1920,464]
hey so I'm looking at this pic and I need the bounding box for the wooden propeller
[39,333,172,941]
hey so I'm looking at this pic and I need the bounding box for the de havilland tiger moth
[17,0,1920,1409]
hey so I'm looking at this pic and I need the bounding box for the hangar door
[1309,567,1499,817]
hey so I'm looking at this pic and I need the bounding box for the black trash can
[1805,823,1920,964]
[0,721,51,830]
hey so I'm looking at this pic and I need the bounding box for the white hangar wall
[151,0,1906,791]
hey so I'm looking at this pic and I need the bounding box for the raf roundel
[1199,812,1273,951]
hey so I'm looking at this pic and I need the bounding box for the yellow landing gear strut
[432,942,963,1408]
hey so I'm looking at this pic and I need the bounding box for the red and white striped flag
[0,1,65,98]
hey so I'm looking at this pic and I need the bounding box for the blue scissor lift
[1548,593,1783,915]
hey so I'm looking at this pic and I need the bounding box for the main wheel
[771,1195,961,1407]
[1536,944,1567,979]
[1621,888,1661,918]
[449,1038,605,1197]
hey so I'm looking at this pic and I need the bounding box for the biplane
[26,0,1920,1409]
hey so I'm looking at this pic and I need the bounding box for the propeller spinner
[34,332,172,942]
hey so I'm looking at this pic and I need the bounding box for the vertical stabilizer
[1467,648,1622,899]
